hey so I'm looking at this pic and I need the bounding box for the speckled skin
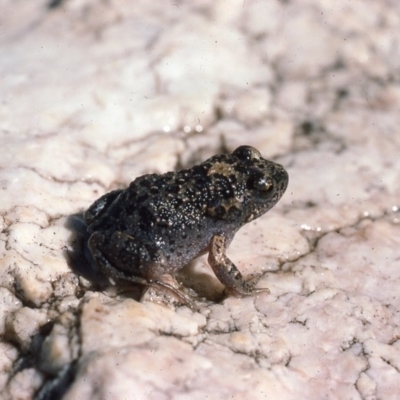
[84,146,288,301]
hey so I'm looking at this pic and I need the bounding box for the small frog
[84,146,288,305]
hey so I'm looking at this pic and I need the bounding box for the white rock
[1,0,400,398]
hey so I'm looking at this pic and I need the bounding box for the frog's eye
[246,174,273,196]
[233,146,261,161]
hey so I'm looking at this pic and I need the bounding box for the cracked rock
[1,0,400,399]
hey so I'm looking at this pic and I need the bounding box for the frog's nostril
[273,167,284,179]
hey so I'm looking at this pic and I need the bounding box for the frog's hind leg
[87,232,195,308]
[208,234,270,297]
[87,231,150,287]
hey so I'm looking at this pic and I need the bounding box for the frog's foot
[101,265,196,309]
[144,279,196,310]
[208,234,270,297]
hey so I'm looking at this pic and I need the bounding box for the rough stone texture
[1,0,400,399]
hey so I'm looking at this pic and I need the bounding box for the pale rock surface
[1,0,400,399]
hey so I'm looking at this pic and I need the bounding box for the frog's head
[202,145,288,223]
[229,145,288,222]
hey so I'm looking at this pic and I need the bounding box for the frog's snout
[273,164,289,195]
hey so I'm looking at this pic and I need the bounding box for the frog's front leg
[208,234,270,296]
[87,231,194,308]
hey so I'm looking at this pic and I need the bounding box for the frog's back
[117,167,233,241]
